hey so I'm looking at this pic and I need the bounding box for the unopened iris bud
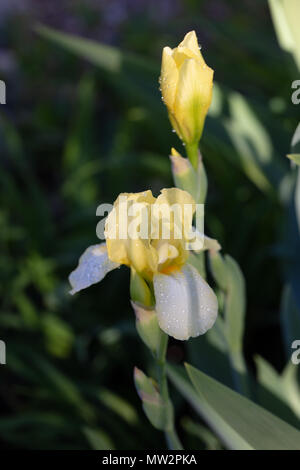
[160,31,214,147]
[170,147,207,204]
[134,367,173,431]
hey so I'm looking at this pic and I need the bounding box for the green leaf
[209,251,246,353]
[268,0,296,52]
[223,255,246,354]
[208,251,248,394]
[224,92,275,193]
[98,388,138,425]
[83,427,114,450]
[35,24,160,111]
[35,25,121,73]
[255,355,300,421]
[168,363,300,450]
[167,364,251,449]
[181,417,222,450]
[41,313,74,358]
[268,0,300,70]
[208,250,228,292]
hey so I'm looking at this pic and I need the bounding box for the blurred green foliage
[0,0,299,449]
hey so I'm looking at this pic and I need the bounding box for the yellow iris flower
[105,188,195,280]
[160,30,213,145]
[69,188,218,340]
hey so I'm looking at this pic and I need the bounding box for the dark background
[0,0,299,449]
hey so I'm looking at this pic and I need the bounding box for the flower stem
[165,427,183,450]
[185,142,199,170]
[156,333,183,450]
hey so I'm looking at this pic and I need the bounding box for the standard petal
[156,187,195,208]
[154,188,196,266]
[178,30,202,59]
[173,58,214,142]
[172,46,198,68]
[105,190,158,279]
[160,46,179,110]
[153,263,218,340]
[69,243,119,295]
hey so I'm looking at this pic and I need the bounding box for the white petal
[153,263,218,340]
[69,243,119,295]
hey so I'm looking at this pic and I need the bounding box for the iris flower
[69,188,219,340]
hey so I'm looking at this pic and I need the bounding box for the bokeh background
[0,0,299,450]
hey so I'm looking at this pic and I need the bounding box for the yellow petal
[160,46,178,110]
[172,46,198,68]
[171,147,182,157]
[156,187,195,208]
[178,30,202,59]
[156,240,179,266]
[173,58,213,143]
[153,188,196,267]
[105,190,158,279]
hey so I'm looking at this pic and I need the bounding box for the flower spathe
[160,31,214,145]
[69,188,219,340]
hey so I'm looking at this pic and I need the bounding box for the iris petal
[69,243,119,295]
[160,46,179,109]
[153,263,218,340]
[173,58,214,143]
[178,30,202,60]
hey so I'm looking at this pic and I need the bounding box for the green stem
[185,141,199,170]
[156,333,183,450]
[165,428,183,451]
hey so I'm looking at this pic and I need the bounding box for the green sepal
[130,268,153,307]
